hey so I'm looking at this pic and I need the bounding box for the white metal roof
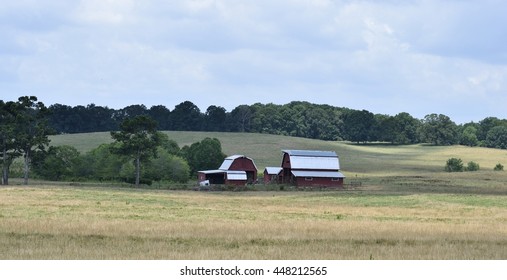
[226,170,247,181]
[264,167,283,175]
[198,170,225,174]
[219,155,258,171]
[219,159,234,170]
[291,171,345,178]
[289,156,340,170]
[283,150,337,157]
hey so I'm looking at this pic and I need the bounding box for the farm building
[198,155,258,186]
[263,167,283,184]
[266,150,345,188]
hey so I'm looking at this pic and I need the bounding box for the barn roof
[198,170,225,174]
[283,150,341,170]
[283,150,337,157]
[292,171,345,178]
[264,167,283,175]
[225,170,247,181]
[219,155,258,171]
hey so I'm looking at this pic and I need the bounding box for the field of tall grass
[0,132,503,259]
[1,185,506,259]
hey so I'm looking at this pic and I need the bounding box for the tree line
[2,96,507,186]
[48,101,507,148]
[1,96,228,186]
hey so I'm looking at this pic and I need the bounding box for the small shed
[263,167,283,184]
[197,170,248,186]
[198,154,258,186]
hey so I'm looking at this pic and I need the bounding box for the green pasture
[51,131,507,171]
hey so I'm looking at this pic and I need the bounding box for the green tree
[0,101,21,185]
[182,138,226,175]
[148,105,172,130]
[445,158,464,172]
[14,96,52,185]
[111,115,164,187]
[342,110,375,143]
[465,161,480,172]
[75,143,125,181]
[204,105,227,132]
[145,148,190,183]
[477,117,503,141]
[392,112,420,144]
[32,145,80,181]
[171,101,203,131]
[485,126,507,149]
[229,105,253,132]
[373,114,399,143]
[420,114,458,145]
[460,125,479,147]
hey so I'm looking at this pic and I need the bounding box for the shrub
[465,161,480,172]
[445,158,464,172]
[494,163,504,171]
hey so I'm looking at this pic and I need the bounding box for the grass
[2,131,503,259]
[0,186,506,259]
[50,131,507,174]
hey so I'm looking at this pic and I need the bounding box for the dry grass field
[1,185,506,260]
[1,132,504,259]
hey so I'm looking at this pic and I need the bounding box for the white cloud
[1,0,507,122]
[74,0,136,25]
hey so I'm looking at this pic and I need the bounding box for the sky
[1,0,506,124]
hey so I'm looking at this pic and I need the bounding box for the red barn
[263,167,283,184]
[280,150,345,188]
[219,155,258,183]
[198,155,258,186]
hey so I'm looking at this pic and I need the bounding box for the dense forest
[47,100,507,148]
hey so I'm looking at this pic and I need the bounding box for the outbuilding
[198,155,258,186]
[197,170,248,186]
[263,167,283,184]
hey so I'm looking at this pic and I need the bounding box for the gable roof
[264,167,283,175]
[292,170,345,178]
[219,155,258,171]
[283,150,340,170]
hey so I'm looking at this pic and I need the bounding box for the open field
[1,186,506,259]
[0,132,503,259]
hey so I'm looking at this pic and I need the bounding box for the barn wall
[198,172,206,182]
[229,158,258,182]
[294,177,344,187]
[282,153,291,168]
[263,172,281,184]
[226,180,247,186]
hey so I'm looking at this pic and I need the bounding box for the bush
[465,161,480,172]
[494,163,504,171]
[445,158,464,172]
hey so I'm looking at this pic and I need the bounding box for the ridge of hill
[50,131,507,177]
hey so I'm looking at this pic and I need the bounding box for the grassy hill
[50,131,507,174]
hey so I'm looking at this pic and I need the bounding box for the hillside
[50,131,507,177]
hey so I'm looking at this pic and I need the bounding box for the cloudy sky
[1,0,506,123]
